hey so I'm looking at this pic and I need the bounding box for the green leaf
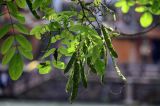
[67,40,79,54]
[58,46,72,56]
[88,17,96,22]
[94,0,102,6]
[64,52,76,73]
[135,6,146,13]
[128,1,135,6]
[88,45,103,63]
[1,36,14,54]
[11,13,25,24]
[9,53,24,80]
[140,12,153,28]
[30,25,42,35]
[38,61,51,74]
[115,0,125,7]
[150,3,160,15]
[30,25,43,39]
[115,0,132,13]
[51,35,61,43]
[53,61,65,70]
[2,47,16,65]
[7,2,18,14]
[15,35,32,51]
[69,24,85,33]
[136,0,149,5]
[32,0,43,10]
[14,23,29,35]
[121,4,130,13]
[41,48,56,59]
[0,24,11,39]
[87,58,97,73]
[18,46,33,60]
[15,0,26,8]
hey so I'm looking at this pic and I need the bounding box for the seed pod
[80,61,87,88]
[64,52,76,74]
[82,42,87,54]
[53,48,58,63]
[100,75,104,84]
[65,70,74,93]
[70,59,80,102]
[101,25,118,58]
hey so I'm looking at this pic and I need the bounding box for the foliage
[0,0,159,102]
[115,0,160,27]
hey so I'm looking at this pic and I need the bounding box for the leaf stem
[6,3,15,35]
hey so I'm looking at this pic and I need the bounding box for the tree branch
[112,23,160,37]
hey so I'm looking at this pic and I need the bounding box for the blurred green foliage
[115,0,160,27]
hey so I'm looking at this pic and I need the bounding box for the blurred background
[0,0,160,106]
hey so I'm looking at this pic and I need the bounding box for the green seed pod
[70,59,80,102]
[64,52,76,74]
[65,69,74,93]
[101,25,118,58]
[80,60,87,88]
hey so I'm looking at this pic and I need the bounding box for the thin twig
[78,0,96,29]
[83,6,101,28]
[6,3,15,34]
[104,23,160,37]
